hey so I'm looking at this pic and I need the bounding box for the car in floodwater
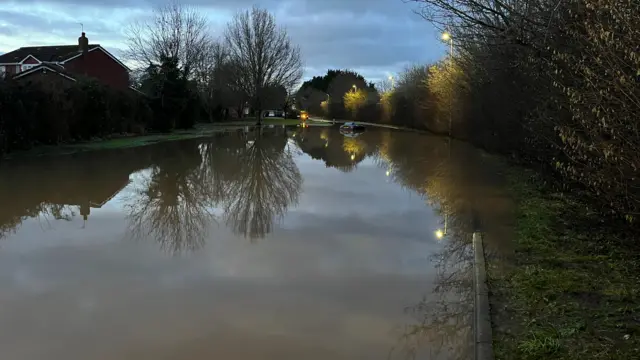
[340,122,365,135]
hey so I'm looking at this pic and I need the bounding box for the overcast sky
[0,0,445,82]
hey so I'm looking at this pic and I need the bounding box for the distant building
[0,32,132,91]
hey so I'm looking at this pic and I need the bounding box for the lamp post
[352,84,357,93]
[442,31,453,137]
[322,93,330,119]
[388,75,394,89]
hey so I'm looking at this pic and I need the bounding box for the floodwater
[0,125,513,360]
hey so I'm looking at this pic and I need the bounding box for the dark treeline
[296,69,379,121]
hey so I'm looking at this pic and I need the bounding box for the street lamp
[351,84,357,92]
[442,31,454,137]
[388,75,394,88]
[322,92,331,119]
[442,32,453,56]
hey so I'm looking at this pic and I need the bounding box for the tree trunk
[256,108,262,126]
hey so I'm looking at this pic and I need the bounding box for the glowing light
[386,170,391,176]
[442,32,451,41]
[350,154,355,160]
[435,229,445,239]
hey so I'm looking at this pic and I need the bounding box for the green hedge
[0,79,154,156]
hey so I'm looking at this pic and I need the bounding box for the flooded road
[0,125,513,360]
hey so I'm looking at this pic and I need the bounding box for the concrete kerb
[473,232,495,360]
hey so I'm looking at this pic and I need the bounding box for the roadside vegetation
[0,2,302,159]
[490,169,640,359]
[0,124,222,159]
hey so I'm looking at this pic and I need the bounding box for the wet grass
[488,168,640,359]
[1,124,221,160]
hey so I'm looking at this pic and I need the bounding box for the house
[0,32,131,90]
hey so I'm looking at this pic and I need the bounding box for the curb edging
[473,232,495,360]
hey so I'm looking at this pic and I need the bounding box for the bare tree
[224,6,303,125]
[125,0,211,78]
[194,40,238,121]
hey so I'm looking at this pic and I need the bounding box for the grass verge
[1,124,221,160]
[488,168,640,359]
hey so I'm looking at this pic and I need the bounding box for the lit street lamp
[388,75,394,88]
[351,84,357,92]
[442,31,453,56]
[322,92,331,119]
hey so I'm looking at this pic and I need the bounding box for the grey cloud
[0,25,16,37]
[2,0,442,81]
[0,10,112,35]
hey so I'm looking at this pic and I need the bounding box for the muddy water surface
[0,125,513,360]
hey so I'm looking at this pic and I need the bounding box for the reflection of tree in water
[200,130,248,202]
[126,141,215,253]
[0,147,153,241]
[224,128,302,240]
[0,204,75,241]
[293,126,382,172]
[383,133,505,360]
[392,216,474,360]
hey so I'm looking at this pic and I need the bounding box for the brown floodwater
[0,125,514,360]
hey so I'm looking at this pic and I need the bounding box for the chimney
[78,32,89,54]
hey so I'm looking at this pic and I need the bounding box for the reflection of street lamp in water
[434,210,448,240]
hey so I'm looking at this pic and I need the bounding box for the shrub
[0,79,151,157]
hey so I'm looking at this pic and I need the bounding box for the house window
[21,64,37,71]
[0,66,5,77]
